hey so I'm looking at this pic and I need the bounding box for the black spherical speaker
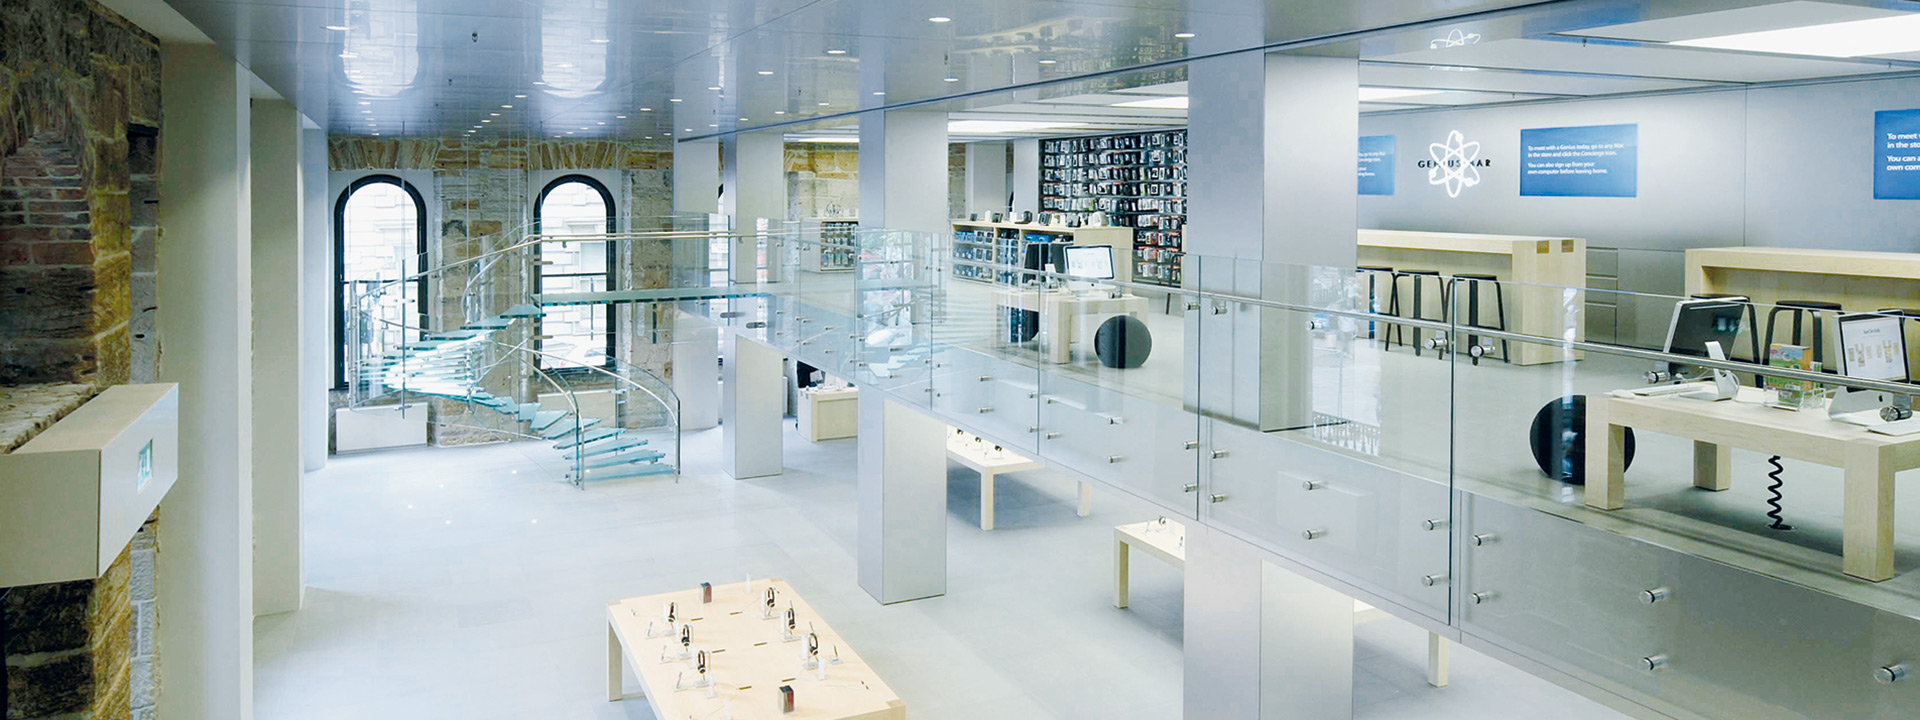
[1528,395,1634,485]
[1094,315,1152,369]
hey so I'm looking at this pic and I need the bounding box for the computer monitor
[1021,243,1068,283]
[1064,245,1116,281]
[1661,299,1746,376]
[1838,313,1911,383]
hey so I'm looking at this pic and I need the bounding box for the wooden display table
[947,428,1091,530]
[1111,518,1449,687]
[607,579,904,719]
[798,386,858,442]
[1358,230,1586,366]
[1685,246,1920,313]
[1586,391,1920,581]
[992,288,1149,364]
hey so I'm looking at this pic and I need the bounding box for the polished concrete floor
[257,420,1626,719]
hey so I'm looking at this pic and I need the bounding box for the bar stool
[1453,273,1509,365]
[1356,266,1395,339]
[1690,293,1762,363]
[1386,269,1448,357]
[1763,300,1843,372]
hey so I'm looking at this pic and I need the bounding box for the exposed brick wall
[1,0,164,717]
[784,143,858,220]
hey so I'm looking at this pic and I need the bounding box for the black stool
[1387,269,1448,357]
[1690,293,1762,362]
[1453,273,1509,365]
[1763,300,1842,372]
[1356,266,1394,339]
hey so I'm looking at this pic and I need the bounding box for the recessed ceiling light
[617,115,627,119]
[567,131,575,134]
[533,80,547,85]
[1038,58,1057,65]
[669,98,682,102]
[708,86,722,91]
[1112,96,1188,109]
[482,119,491,123]
[709,123,719,127]
[1670,14,1920,58]
[371,132,380,136]
[324,24,349,31]
[339,51,358,59]
[789,136,860,144]
[947,120,1085,134]
[359,100,371,105]
[598,121,607,125]
[944,77,959,82]
[501,104,513,108]
[1357,87,1443,102]
[757,70,774,75]
[556,62,575,69]
[873,91,885,96]
[489,112,500,116]
[473,125,483,129]
[739,117,748,121]
[515,94,528,98]
[645,135,654,139]
[928,16,951,23]
[827,49,847,55]
[685,128,693,132]
[640,107,653,111]
[1174,32,1195,39]
[818,101,830,106]
[361,109,372,114]
[581,126,589,130]
[774,110,785,115]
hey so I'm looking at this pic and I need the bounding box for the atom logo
[1427,130,1482,198]
[1430,29,1482,49]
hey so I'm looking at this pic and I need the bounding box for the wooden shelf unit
[949,220,1133,287]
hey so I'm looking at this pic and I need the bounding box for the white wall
[299,126,328,472]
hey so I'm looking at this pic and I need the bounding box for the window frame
[333,174,429,390]
[532,174,619,372]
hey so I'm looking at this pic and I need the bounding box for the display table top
[1360,229,1582,256]
[1687,246,1920,281]
[607,579,904,720]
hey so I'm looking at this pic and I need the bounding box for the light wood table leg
[1843,444,1896,582]
[980,470,996,531]
[1427,633,1449,688]
[607,623,623,701]
[1114,535,1131,609]
[1078,482,1093,517]
[1048,302,1072,364]
[1693,441,1732,491]
[1584,400,1626,510]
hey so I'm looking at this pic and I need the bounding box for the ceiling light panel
[1671,13,1920,58]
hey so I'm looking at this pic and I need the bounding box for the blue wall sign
[1875,109,1920,200]
[1358,135,1396,196]
[1519,123,1638,198]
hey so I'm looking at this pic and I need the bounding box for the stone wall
[1,1,164,718]
[784,143,858,220]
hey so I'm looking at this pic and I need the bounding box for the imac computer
[1837,313,1911,383]
[1658,298,1746,379]
[1064,245,1115,281]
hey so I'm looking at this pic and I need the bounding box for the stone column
[155,43,254,720]
[965,141,1008,217]
[250,99,303,616]
[855,393,947,604]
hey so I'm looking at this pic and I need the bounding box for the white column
[673,139,720,215]
[721,331,783,479]
[858,110,949,233]
[156,43,253,720]
[965,141,1008,217]
[1186,52,1359,431]
[855,393,947,604]
[298,123,328,472]
[1184,524,1355,720]
[672,311,720,430]
[1010,138,1040,217]
[249,99,303,616]
[722,132,787,282]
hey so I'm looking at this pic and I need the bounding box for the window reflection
[341,0,420,97]
[539,0,609,98]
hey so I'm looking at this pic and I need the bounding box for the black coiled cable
[1765,455,1792,530]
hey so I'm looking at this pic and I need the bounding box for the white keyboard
[1869,417,1920,437]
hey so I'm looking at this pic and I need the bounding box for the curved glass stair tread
[576,463,674,481]
[583,449,665,469]
[554,427,621,449]
[577,436,650,457]
[541,418,602,439]
[529,410,568,431]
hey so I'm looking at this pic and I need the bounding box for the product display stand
[1586,391,1920,581]
[798,385,858,442]
[946,428,1091,530]
[1039,130,1187,287]
[1112,518,1449,688]
[798,218,860,272]
[607,578,905,719]
[949,221,1133,286]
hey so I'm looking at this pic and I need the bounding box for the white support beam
[249,98,303,616]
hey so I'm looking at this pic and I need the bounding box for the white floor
[257,420,1627,719]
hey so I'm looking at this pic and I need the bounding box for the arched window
[334,175,427,388]
[534,175,617,370]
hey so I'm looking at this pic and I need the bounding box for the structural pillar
[858,110,949,233]
[298,123,328,472]
[249,98,303,616]
[672,138,720,285]
[1010,139,1040,217]
[155,43,253,720]
[855,393,947,604]
[965,141,1008,217]
[721,331,783,479]
[722,132,787,283]
[1186,51,1358,431]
